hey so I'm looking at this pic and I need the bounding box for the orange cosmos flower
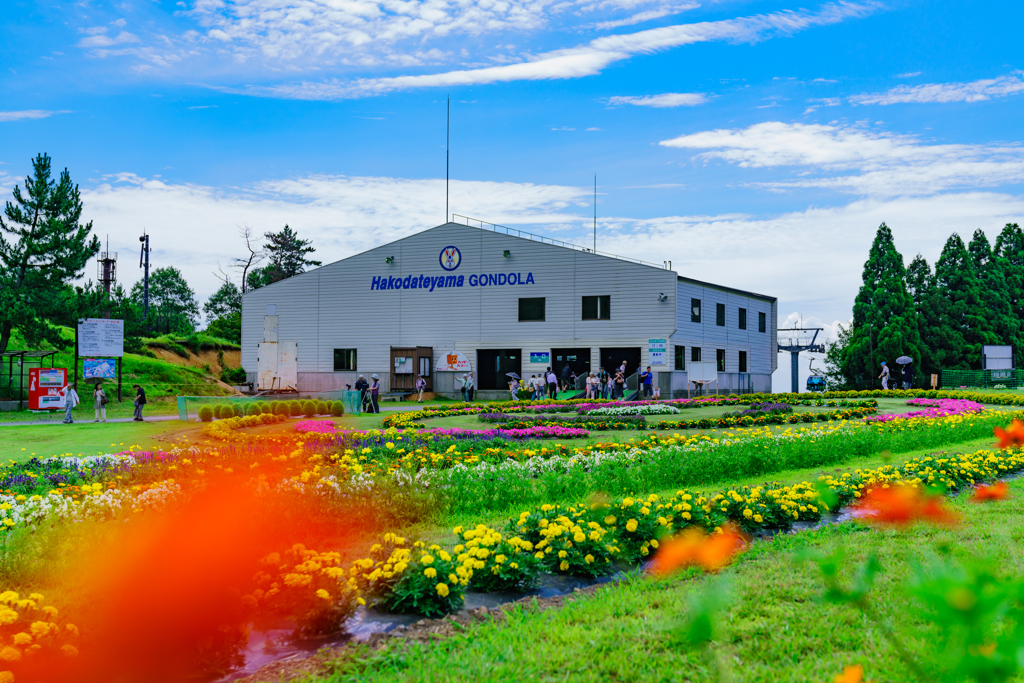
[971,481,1009,503]
[649,524,747,577]
[852,484,960,527]
[994,419,1024,450]
[833,664,870,683]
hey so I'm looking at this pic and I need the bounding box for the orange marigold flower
[971,481,1009,503]
[994,419,1024,450]
[648,524,747,577]
[852,484,960,527]
[833,664,869,683]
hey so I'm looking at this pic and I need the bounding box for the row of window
[519,295,610,322]
[674,346,748,373]
[691,299,766,332]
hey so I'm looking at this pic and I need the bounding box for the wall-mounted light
[658,293,668,302]
[502,250,511,258]
[385,256,395,264]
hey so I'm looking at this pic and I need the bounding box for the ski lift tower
[777,326,825,393]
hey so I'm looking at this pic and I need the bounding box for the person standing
[598,366,609,399]
[640,366,653,399]
[902,362,914,390]
[94,383,108,423]
[415,374,427,403]
[560,363,572,393]
[369,374,381,413]
[355,375,369,411]
[534,374,543,400]
[61,383,80,424]
[586,372,596,399]
[878,362,890,390]
[546,368,557,399]
[132,384,146,421]
[466,372,475,402]
[612,370,625,399]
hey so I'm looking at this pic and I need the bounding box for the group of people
[519,360,657,401]
[59,382,148,424]
[355,374,382,413]
[878,360,914,390]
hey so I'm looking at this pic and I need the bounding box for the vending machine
[28,368,68,411]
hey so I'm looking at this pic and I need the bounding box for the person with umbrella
[507,372,521,401]
[897,356,914,390]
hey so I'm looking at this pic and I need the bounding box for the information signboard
[529,352,550,364]
[84,358,117,380]
[648,339,667,366]
[78,319,124,357]
[436,351,472,372]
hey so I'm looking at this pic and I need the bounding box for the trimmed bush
[213,404,225,419]
[302,400,316,417]
[260,402,272,415]
[273,401,289,416]
[198,405,214,422]
[330,400,344,417]
[289,400,303,417]
[315,400,328,415]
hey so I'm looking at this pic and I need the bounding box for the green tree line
[828,222,1024,387]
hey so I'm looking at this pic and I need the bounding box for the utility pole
[593,175,597,253]
[139,231,150,322]
[446,96,450,223]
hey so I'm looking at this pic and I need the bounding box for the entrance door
[551,348,591,382]
[391,346,433,392]
[600,347,642,378]
[476,349,522,390]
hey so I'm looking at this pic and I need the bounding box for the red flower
[649,524,747,577]
[852,484,960,527]
[971,481,1009,503]
[832,665,870,683]
[994,419,1024,450]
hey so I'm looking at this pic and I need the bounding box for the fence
[941,368,1023,389]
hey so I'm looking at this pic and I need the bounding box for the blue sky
[3,0,1023,373]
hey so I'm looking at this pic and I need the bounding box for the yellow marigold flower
[436,583,449,597]
[424,567,438,579]
[315,589,331,601]
[393,562,408,573]
[559,561,569,571]
[0,593,16,605]
[29,622,51,638]
[0,670,12,683]
[12,633,30,646]
[604,515,616,525]
[438,550,452,562]
[420,554,434,565]
[61,644,79,658]
[509,563,518,570]
[357,597,366,606]
[626,519,639,533]
[584,554,595,564]
[534,551,544,559]
[753,514,764,523]
[0,647,19,662]
[573,532,586,543]
[452,526,464,535]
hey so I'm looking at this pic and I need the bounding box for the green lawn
[0,419,202,460]
[304,478,1024,683]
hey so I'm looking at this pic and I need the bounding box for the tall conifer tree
[968,228,1018,356]
[935,233,991,369]
[995,223,1024,366]
[841,223,922,384]
[905,254,943,377]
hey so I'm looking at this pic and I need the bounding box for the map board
[687,361,719,382]
[84,358,117,380]
[78,319,124,357]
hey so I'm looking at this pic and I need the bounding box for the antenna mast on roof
[593,175,596,252]
[446,95,450,224]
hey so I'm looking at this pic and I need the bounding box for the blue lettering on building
[371,272,535,291]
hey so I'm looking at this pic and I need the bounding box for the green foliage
[330,400,344,417]
[288,400,302,417]
[246,224,321,290]
[213,404,225,419]
[166,342,190,359]
[0,153,100,353]
[198,405,214,422]
[315,400,328,415]
[203,281,241,321]
[302,400,316,417]
[205,312,241,345]
[995,223,1024,367]
[130,266,200,335]
[220,366,248,385]
[273,401,289,417]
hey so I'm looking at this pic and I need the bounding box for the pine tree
[0,154,100,352]
[905,254,943,378]
[968,228,1018,356]
[204,281,241,322]
[130,267,200,334]
[840,223,922,386]
[995,223,1024,366]
[247,225,321,290]
[935,233,992,369]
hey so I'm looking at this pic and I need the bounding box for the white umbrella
[896,356,913,365]
[506,372,521,379]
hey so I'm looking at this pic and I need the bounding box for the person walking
[598,366,609,399]
[61,383,80,424]
[586,372,596,399]
[878,363,890,390]
[369,374,381,413]
[640,366,654,399]
[466,372,475,402]
[132,384,146,421]
[415,374,427,403]
[94,383,109,423]
[508,376,520,401]
[559,363,572,393]
[534,374,544,400]
[546,368,557,399]
[902,362,914,390]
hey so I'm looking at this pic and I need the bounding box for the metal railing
[450,214,669,270]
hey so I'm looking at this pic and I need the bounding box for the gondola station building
[240,221,778,400]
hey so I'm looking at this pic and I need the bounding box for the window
[519,297,546,321]
[758,311,766,333]
[716,349,725,372]
[691,347,702,362]
[582,295,611,320]
[739,350,747,373]
[333,348,357,371]
[691,298,701,323]
[674,346,685,371]
[739,308,747,330]
[716,303,725,327]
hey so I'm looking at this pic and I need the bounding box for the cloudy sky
[3,0,1023,384]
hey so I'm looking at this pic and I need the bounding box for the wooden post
[73,324,79,389]
[117,358,123,402]
[931,373,938,390]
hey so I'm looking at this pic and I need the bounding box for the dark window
[519,298,546,321]
[716,303,725,327]
[333,348,357,371]
[739,350,747,373]
[716,349,725,372]
[691,298,701,323]
[758,311,766,333]
[691,347,701,362]
[582,295,611,320]
[739,308,747,330]
[674,346,685,371]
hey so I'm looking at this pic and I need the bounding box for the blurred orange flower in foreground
[851,484,960,527]
[832,664,870,683]
[648,524,747,577]
[971,481,1009,503]
[994,419,1024,450]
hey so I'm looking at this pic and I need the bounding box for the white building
[240,221,777,399]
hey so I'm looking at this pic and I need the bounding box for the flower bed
[477,413,647,430]
[655,406,875,429]
[296,419,338,434]
[582,403,682,416]
[864,398,985,422]
[722,402,793,418]
[420,426,589,440]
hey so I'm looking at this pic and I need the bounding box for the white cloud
[895,71,921,78]
[803,96,841,114]
[851,70,1024,105]
[608,92,708,107]
[592,3,700,30]
[231,2,879,99]
[77,30,139,48]
[659,121,1024,196]
[0,110,72,122]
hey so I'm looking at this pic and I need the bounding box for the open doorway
[476,349,522,390]
[600,347,641,378]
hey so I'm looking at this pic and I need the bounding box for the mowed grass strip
[308,479,1024,683]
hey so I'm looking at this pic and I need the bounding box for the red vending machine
[28,368,68,411]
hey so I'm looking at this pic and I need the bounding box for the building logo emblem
[439,246,461,271]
